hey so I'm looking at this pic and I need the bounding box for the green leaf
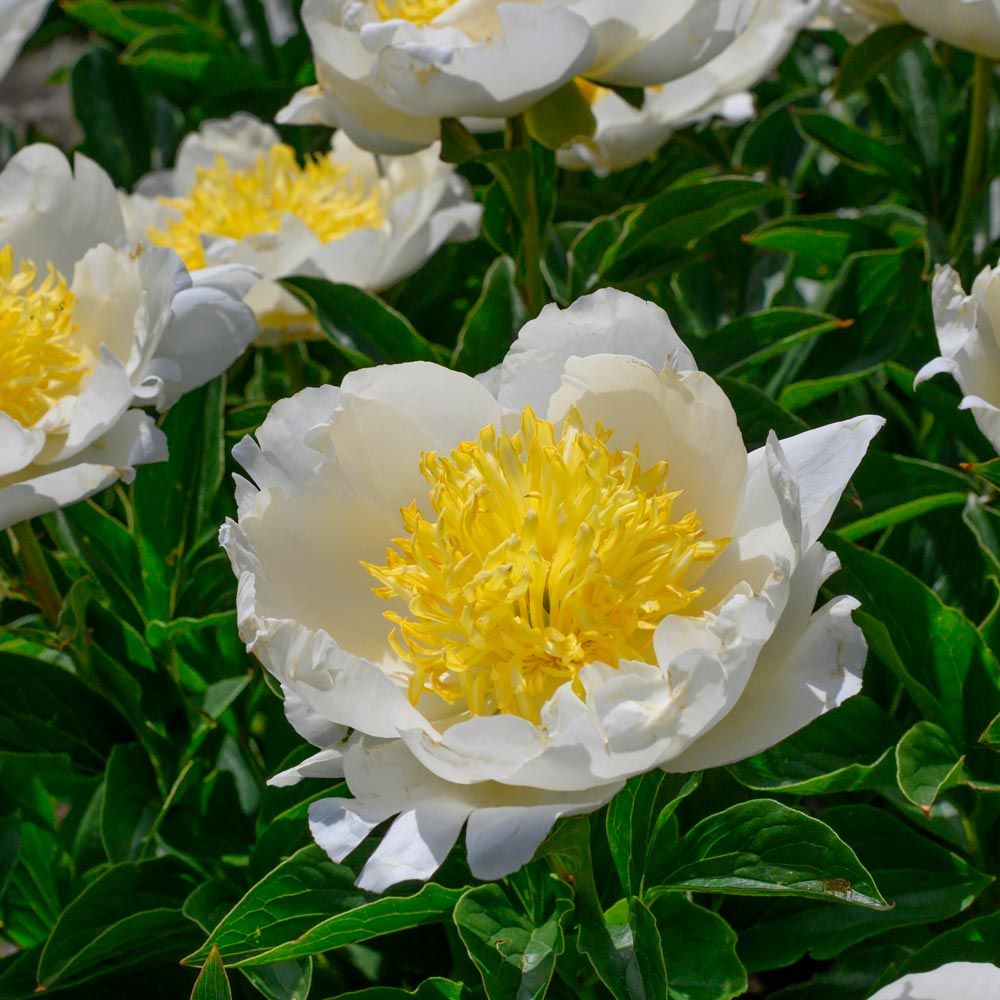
[37,858,197,989]
[828,537,1000,742]
[452,256,526,375]
[696,308,842,376]
[601,897,668,1000]
[0,652,130,772]
[523,80,597,151]
[241,960,313,1000]
[793,109,917,192]
[982,710,1000,747]
[895,721,968,808]
[728,697,899,795]
[605,772,667,898]
[453,881,572,999]
[716,376,809,448]
[967,457,1000,490]
[70,45,151,188]
[963,494,1000,579]
[647,799,887,908]
[187,846,465,967]
[191,946,232,1000]
[737,805,993,972]
[650,895,747,1000]
[282,278,438,365]
[100,742,158,861]
[744,216,893,277]
[328,980,465,1000]
[605,176,782,282]
[835,23,924,97]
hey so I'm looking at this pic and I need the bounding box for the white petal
[547,358,748,539]
[0,410,166,530]
[0,413,43,477]
[269,747,349,787]
[497,289,698,414]
[665,543,865,771]
[0,146,125,276]
[282,682,351,748]
[172,113,280,194]
[0,0,50,81]
[868,961,1000,1000]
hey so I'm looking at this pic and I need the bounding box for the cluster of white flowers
[0,146,258,530]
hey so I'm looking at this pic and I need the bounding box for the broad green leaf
[37,858,198,989]
[895,721,968,808]
[696,308,841,376]
[835,23,924,97]
[601,897,668,1000]
[566,205,638,298]
[728,697,899,795]
[329,981,465,1000]
[793,109,917,192]
[737,805,992,972]
[70,45,151,188]
[716,376,808,448]
[871,911,1000,990]
[605,772,667,897]
[187,846,464,966]
[967,457,1000,490]
[524,80,597,151]
[191,947,232,1000]
[0,652,130,772]
[744,217,893,277]
[452,256,526,375]
[605,176,782,282]
[242,960,313,1000]
[982,711,1000,747]
[100,742,158,861]
[282,278,438,365]
[963,494,1000,579]
[647,799,887,908]
[650,895,746,1000]
[829,537,1000,742]
[453,881,572,999]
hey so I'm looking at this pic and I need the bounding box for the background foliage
[2,3,1000,998]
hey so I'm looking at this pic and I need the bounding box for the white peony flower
[868,962,1000,999]
[825,0,1000,58]
[278,0,758,154]
[122,114,482,344]
[560,0,819,175]
[0,145,258,531]
[222,288,882,891]
[0,0,49,82]
[915,264,1000,455]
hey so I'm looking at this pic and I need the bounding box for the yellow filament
[0,245,87,427]
[376,0,459,24]
[151,145,384,271]
[365,408,729,722]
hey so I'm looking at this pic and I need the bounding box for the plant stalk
[950,55,994,260]
[506,115,547,318]
[11,521,62,626]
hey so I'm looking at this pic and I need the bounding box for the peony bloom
[0,0,49,81]
[915,264,1000,455]
[222,289,881,891]
[278,0,758,154]
[0,145,258,531]
[867,962,1000,999]
[122,114,482,344]
[560,0,818,175]
[825,0,1000,58]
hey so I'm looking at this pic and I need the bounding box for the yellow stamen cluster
[0,245,86,427]
[151,145,385,271]
[376,0,459,24]
[365,409,728,722]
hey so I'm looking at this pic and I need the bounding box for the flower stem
[10,521,62,626]
[950,55,994,261]
[506,115,548,317]
[280,342,307,394]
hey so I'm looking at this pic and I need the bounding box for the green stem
[507,116,547,318]
[950,55,994,260]
[279,342,307,394]
[11,521,62,626]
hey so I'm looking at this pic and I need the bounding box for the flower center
[375,0,459,24]
[151,145,385,271]
[0,245,87,427]
[365,408,728,722]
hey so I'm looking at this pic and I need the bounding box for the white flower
[0,0,49,82]
[122,114,482,344]
[868,962,1000,999]
[825,0,1000,58]
[278,0,758,154]
[915,264,1000,455]
[560,0,819,176]
[222,288,882,891]
[0,145,258,531]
